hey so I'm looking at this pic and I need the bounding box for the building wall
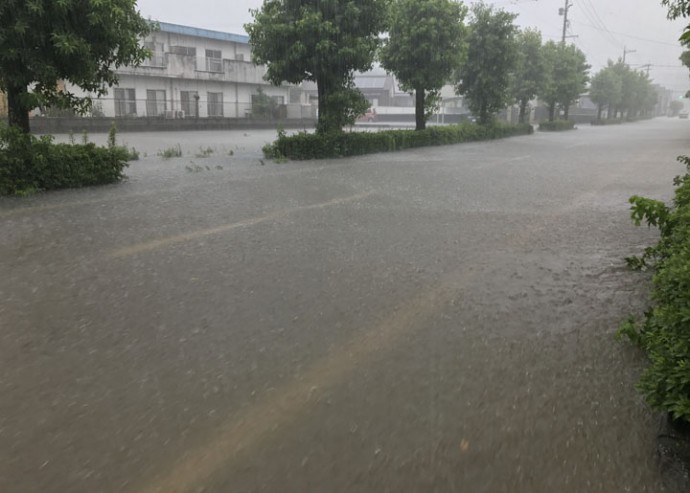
[66,23,302,120]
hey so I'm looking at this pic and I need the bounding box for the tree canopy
[539,41,589,121]
[0,0,152,133]
[246,0,387,133]
[381,0,467,130]
[588,61,656,120]
[589,62,623,119]
[455,2,518,125]
[510,29,545,123]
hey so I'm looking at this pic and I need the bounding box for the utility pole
[623,46,636,63]
[640,63,652,77]
[559,0,573,44]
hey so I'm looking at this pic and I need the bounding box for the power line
[581,0,614,39]
[577,0,623,49]
[575,21,682,47]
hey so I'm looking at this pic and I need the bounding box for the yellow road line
[132,279,459,493]
[109,191,373,258]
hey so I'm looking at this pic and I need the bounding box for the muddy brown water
[2,120,689,492]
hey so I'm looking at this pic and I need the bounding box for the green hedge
[0,125,129,196]
[263,122,534,160]
[591,119,624,126]
[538,120,576,132]
[620,155,690,423]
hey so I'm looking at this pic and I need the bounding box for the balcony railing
[141,54,167,68]
[204,57,223,73]
[117,55,267,84]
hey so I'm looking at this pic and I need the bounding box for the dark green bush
[263,122,534,160]
[0,125,129,196]
[538,120,576,132]
[621,155,690,423]
[591,119,624,126]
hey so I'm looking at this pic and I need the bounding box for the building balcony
[116,54,267,85]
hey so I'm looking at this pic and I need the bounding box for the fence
[37,97,315,121]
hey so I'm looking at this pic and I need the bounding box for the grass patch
[195,146,214,158]
[158,144,183,159]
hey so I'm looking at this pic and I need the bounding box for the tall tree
[589,63,622,120]
[0,0,152,134]
[246,0,387,134]
[455,2,518,125]
[381,0,467,131]
[540,41,589,121]
[510,29,545,124]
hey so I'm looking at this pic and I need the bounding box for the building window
[146,89,166,117]
[171,46,196,57]
[205,49,223,73]
[114,88,136,116]
[171,45,197,70]
[207,92,223,117]
[143,41,166,67]
[235,53,245,62]
[271,95,285,105]
[180,91,199,118]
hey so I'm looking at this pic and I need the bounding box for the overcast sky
[136,0,690,94]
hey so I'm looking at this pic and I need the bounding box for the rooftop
[157,22,250,45]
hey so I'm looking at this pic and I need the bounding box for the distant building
[652,84,673,116]
[66,22,312,120]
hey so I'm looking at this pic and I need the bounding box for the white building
[71,22,312,120]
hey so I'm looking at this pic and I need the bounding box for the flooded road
[2,119,688,492]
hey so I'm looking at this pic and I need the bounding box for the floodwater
[2,118,688,492]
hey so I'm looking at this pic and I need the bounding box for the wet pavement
[2,119,689,492]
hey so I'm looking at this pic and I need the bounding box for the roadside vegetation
[589,61,658,122]
[615,3,690,481]
[263,122,533,160]
[620,156,690,424]
[0,0,152,196]
[618,0,690,426]
[538,120,576,132]
[0,124,129,196]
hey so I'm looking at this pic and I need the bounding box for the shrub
[0,125,128,196]
[263,122,534,160]
[620,155,690,423]
[591,119,624,126]
[538,120,576,132]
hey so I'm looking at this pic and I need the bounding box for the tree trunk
[316,78,328,134]
[415,87,426,131]
[597,104,603,120]
[548,102,556,122]
[518,100,528,124]
[7,85,31,134]
[563,104,570,120]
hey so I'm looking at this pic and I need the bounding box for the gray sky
[136,0,690,94]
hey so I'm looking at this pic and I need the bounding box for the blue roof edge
[156,21,250,45]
